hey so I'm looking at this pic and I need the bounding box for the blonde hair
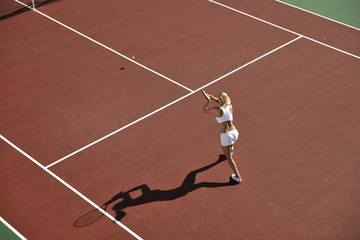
[219,92,231,105]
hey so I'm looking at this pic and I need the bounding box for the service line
[0,135,143,240]
[47,36,302,168]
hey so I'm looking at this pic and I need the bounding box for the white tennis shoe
[231,174,242,183]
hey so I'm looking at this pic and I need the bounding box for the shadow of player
[105,154,239,221]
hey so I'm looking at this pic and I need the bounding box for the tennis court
[1,0,359,239]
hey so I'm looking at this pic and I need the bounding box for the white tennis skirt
[220,129,239,147]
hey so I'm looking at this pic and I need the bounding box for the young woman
[202,92,242,182]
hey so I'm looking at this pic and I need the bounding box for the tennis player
[202,92,242,182]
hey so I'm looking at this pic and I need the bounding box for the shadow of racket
[73,204,108,227]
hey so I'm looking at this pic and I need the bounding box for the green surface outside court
[0,220,22,240]
[278,0,360,29]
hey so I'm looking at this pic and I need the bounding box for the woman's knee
[223,150,231,160]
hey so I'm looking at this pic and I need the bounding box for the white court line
[46,36,302,168]
[0,135,143,240]
[13,0,193,92]
[208,0,360,60]
[0,217,27,240]
[199,36,302,89]
[45,91,195,168]
[275,0,360,32]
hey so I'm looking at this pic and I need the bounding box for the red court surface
[0,140,134,240]
[0,12,189,165]
[35,0,296,88]
[1,0,360,240]
[216,0,360,56]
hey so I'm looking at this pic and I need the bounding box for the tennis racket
[201,89,211,101]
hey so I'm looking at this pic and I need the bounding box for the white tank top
[216,105,233,123]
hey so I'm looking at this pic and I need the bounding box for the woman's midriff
[220,121,236,133]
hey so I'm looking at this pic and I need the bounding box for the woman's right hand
[210,95,220,103]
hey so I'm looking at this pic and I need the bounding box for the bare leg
[222,145,241,178]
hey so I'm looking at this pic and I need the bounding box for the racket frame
[201,89,211,101]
